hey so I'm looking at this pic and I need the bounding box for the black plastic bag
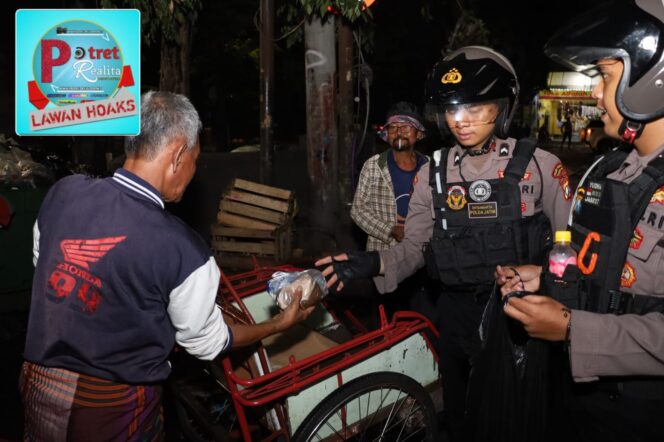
[466,284,551,442]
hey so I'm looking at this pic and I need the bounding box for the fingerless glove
[332,250,381,284]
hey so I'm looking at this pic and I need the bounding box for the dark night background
[0,0,600,439]
[2,0,597,151]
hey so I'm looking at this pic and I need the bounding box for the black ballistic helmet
[545,0,664,122]
[424,46,519,139]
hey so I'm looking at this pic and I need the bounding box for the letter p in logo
[41,39,71,83]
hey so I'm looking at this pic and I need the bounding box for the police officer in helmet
[317,46,570,440]
[499,2,664,441]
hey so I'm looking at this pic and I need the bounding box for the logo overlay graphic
[48,236,126,314]
[16,10,140,135]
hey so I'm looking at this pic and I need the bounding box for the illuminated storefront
[535,71,600,140]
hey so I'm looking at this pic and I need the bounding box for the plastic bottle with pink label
[549,231,577,277]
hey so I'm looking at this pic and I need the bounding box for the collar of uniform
[448,140,513,170]
[617,142,664,181]
[112,168,165,209]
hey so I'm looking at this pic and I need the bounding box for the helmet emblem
[441,68,462,84]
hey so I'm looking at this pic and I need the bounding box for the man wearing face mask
[317,46,571,440]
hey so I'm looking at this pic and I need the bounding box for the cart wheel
[292,372,438,442]
[171,374,233,442]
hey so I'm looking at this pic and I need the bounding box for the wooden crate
[216,178,294,231]
[211,224,291,260]
[212,179,295,267]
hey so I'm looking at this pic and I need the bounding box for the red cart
[172,264,441,441]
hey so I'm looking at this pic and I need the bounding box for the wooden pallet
[211,224,292,261]
[212,179,295,267]
[216,178,294,231]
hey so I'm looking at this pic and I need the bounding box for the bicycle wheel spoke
[323,417,345,440]
[395,398,419,440]
[377,390,404,440]
[362,387,391,440]
[297,373,436,442]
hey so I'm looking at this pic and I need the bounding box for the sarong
[20,361,163,441]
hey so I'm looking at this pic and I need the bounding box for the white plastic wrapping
[267,269,328,310]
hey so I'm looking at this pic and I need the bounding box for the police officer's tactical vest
[543,146,664,400]
[544,147,664,315]
[425,138,552,287]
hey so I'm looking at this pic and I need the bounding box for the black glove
[331,250,381,285]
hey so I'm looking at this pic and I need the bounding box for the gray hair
[125,91,202,159]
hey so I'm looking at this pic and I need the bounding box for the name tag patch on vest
[468,202,498,218]
[469,180,492,202]
[584,181,603,206]
[447,185,467,210]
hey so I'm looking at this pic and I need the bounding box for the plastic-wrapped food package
[267,269,328,310]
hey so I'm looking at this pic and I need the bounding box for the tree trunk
[305,17,338,251]
[259,0,275,184]
[337,20,354,212]
[159,17,193,95]
[336,20,357,249]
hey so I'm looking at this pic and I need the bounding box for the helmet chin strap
[619,118,644,144]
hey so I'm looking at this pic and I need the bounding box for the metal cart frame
[177,264,441,441]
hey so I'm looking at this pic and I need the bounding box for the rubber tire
[292,372,438,442]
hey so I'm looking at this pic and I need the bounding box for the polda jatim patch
[468,180,492,202]
[630,227,644,250]
[16,9,140,135]
[446,185,467,210]
[620,261,637,288]
[650,185,664,204]
[552,163,572,200]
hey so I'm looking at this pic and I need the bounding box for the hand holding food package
[267,269,328,309]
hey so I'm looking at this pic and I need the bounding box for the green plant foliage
[277,1,374,49]
[297,0,367,21]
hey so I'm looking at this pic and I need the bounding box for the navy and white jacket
[24,169,232,384]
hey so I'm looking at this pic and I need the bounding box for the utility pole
[304,16,337,250]
[259,0,274,184]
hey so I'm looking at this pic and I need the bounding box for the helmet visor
[426,99,504,129]
[544,1,664,83]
